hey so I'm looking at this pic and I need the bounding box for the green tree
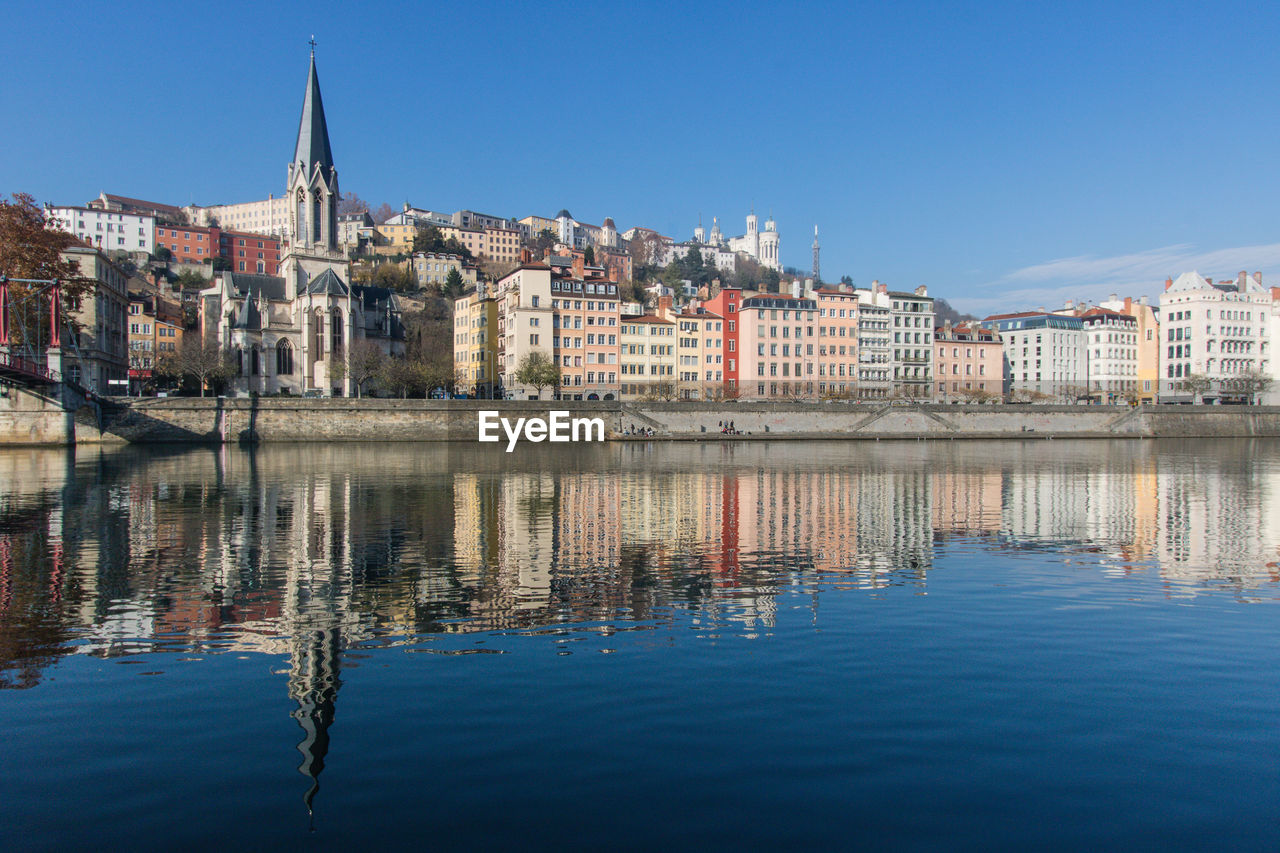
[515,350,559,399]
[174,269,208,292]
[442,267,465,300]
[525,227,558,259]
[371,262,413,292]
[583,245,595,265]
[152,246,172,262]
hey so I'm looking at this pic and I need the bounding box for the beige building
[412,252,477,290]
[438,225,522,267]
[59,243,129,393]
[188,196,289,238]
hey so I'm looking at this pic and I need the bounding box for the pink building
[934,322,1002,401]
[739,293,819,398]
[813,285,861,396]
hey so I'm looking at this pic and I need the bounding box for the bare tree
[1178,373,1212,404]
[371,202,396,225]
[347,338,387,398]
[339,193,370,215]
[156,336,234,397]
[1223,369,1273,404]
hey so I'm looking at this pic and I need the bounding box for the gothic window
[330,308,343,357]
[235,346,244,375]
[251,346,260,376]
[313,192,323,243]
[296,189,306,240]
[312,309,325,356]
[277,340,293,375]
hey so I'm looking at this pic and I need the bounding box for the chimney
[1164,276,1173,291]
[1123,297,1132,312]
[914,284,928,297]
[658,294,673,317]
[1238,271,1248,290]
[1139,295,1148,306]
[1064,299,1074,310]
[572,255,585,278]
[791,279,801,298]
[1254,271,1263,286]
[1109,293,1118,303]
[874,280,887,295]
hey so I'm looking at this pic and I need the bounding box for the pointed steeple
[294,48,334,173]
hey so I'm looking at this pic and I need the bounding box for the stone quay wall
[3,391,1280,446]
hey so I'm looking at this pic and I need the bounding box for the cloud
[949,241,1280,316]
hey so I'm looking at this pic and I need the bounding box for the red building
[701,286,743,390]
[220,231,281,275]
[153,224,282,274]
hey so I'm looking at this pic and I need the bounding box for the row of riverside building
[455,257,946,401]
[456,259,1280,404]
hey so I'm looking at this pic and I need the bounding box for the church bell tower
[283,44,346,299]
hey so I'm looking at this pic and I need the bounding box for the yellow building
[619,314,676,399]
[127,291,185,392]
[453,286,499,397]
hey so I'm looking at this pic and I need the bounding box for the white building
[1159,271,1272,402]
[44,205,154,254]
[855,283,893,397]
[663,240,738,272]
[986,310,1087,401]
[1078,307,1138,402]
[384,206,453,228]
[687,211,782,272]
[889,286,935,397]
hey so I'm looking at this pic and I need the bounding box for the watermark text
[478,410,605,452]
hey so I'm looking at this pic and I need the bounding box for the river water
[2,439,1279,850]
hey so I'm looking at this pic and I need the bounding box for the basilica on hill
[199,48,404,396]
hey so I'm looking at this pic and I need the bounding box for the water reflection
[1,439,1276,669]
[2,439,1280,813]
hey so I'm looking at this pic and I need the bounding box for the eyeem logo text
[478,410,605,452]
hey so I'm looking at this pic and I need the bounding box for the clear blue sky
[5,0,1280,314]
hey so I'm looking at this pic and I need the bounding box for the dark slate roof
[233,296,264,331]
[228,273,287,300]
[307,268,349,296]
[555,209,572,219]
[352,283,395,311]
[294,53,334,173]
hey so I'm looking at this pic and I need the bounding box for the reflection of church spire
[289,625,344,823]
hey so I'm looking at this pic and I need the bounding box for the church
[199,48,404,396]
[692,210,781,272]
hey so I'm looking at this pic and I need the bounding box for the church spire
[294,47,334,173]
